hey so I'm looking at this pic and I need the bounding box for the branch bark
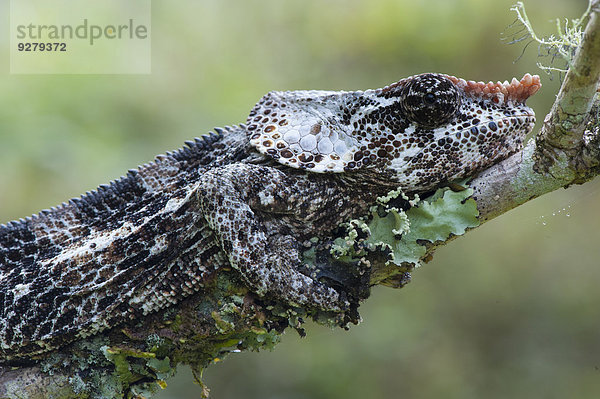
[2,3,600,398]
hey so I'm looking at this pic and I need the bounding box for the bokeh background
[1,0,599,398]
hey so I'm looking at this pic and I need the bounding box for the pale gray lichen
[509,1,592,74]
[331,219,373,257]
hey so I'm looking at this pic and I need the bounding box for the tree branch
[2,3,600,398]
[472,0,600,222]
[538,0,600,152]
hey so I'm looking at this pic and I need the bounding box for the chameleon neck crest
[247,72,540,191]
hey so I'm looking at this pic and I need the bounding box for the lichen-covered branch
[537,0,600,152]
[0,270,317,398]
[2,3,600,399]
[471,0,600,222]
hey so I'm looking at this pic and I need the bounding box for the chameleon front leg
[196,163,349,312]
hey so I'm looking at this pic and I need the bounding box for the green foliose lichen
[390,186,479,265]
[325,182,479,271]
[101,345,177,397]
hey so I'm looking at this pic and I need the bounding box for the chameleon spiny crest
[0,73,540,360]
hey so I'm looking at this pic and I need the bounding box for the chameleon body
[0,73,540,360]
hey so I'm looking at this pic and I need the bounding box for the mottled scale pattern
[248,73,539,185]
[0,128,246,358]
[0,73,539,360]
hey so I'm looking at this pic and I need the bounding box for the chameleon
[0,72,540,361]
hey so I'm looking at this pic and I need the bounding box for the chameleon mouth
[446,73,541,104]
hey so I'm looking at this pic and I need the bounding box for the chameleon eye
[400,73,461,128]
[423,92,436,105]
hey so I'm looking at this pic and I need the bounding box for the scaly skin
[0,73,539,360]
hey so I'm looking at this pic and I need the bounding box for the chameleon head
[247,72,540,191]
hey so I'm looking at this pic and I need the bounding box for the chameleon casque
[0,73,540,361]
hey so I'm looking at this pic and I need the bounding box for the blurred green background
[1,0,599,398]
